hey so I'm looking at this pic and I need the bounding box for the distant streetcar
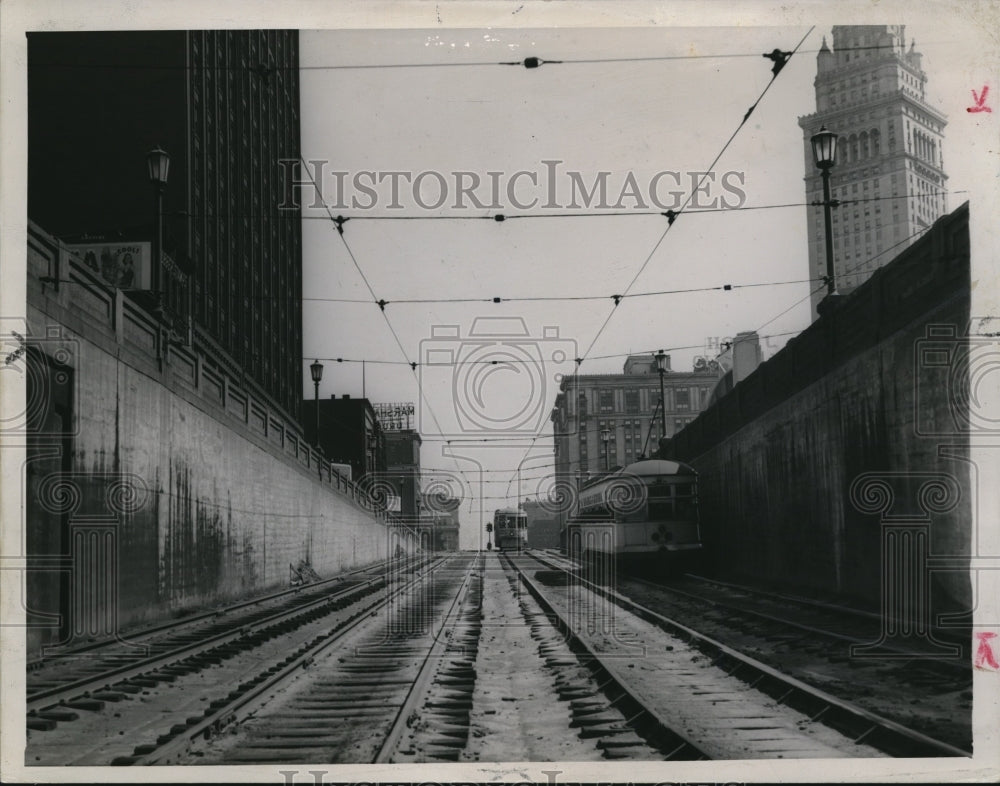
[565,458,702,572]
[493,507,528,552]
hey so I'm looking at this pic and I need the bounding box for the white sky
[298,20,993,546]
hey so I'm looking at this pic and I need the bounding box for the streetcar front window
[647,496,674,520]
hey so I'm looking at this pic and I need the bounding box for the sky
[296,18,994,547]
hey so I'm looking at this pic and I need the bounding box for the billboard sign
[373,401,415,431]
[68,241,152,290]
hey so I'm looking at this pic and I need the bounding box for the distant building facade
[550,354,721,483]
[419,492,461,551]
[303,395,385,484]
[799,26,947,319]
[384,430,423,519]
[710,331,764,404]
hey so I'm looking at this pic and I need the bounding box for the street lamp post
[310,360,324,449]
[654,350,668,440]
[810,125,840,302]
[600,428,611,472]
[146,147,170,306]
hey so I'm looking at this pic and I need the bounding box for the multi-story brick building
[303,395,386,484]
[384,430,423,520]
[550,353,721,482]
[798,26,947,319]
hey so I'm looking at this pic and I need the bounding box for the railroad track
[27,555,425,673]
[398,553,667,762]
[497,552,706,760]
[642,571,968,667]
[178,553,483,764]
[520,550,970,758]
[532,548,970,686]
[25,550,971,764]
[24,555,439,762]
[26,554,432,708]
[167,551,700,763]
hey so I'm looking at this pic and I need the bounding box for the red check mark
[975,632,999,670]
[968,86,992,113]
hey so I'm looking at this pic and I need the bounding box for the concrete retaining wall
[23,223,413,654]
[666,204,971,614]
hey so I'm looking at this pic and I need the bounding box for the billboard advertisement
[373,401,415,431]
[68,241,152,290]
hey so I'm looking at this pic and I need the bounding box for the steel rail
[525,551,971,758]
[27,554,430,670]
[28,557,437,713]
[684,572,886,622]
[132,555,460,765]
[531,550,966,670]
[500,552,710,761]
[680,571,969,647]
[373,554,482,763]
[627,576,968,674]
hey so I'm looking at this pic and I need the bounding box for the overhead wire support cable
[33,40,954,73]
[502,26,814,494]
[303,328,807,369]
[752,224,934,336]
[575,25,815,365]
[187,187,963,222]
[297,158,481,506]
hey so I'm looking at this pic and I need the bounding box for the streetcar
[565,458,702,572]
[493,507,528,552]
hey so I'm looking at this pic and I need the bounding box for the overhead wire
[499,26,814,499]
[164,187,963,223]
[477,224,943,507]
[300,157,484,515]
[30,39,954,73]
[752,223,934,336]
[295,188,963,222]
[281,26,940,512]
[304,328,806,368]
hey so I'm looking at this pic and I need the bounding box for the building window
[625,389,640,413]
[676,389,690,410]
[599,390,614,413]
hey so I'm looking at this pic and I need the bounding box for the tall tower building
[798,26,947,319]
[28,31,303,419]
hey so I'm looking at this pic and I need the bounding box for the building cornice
[799,88,948,129]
